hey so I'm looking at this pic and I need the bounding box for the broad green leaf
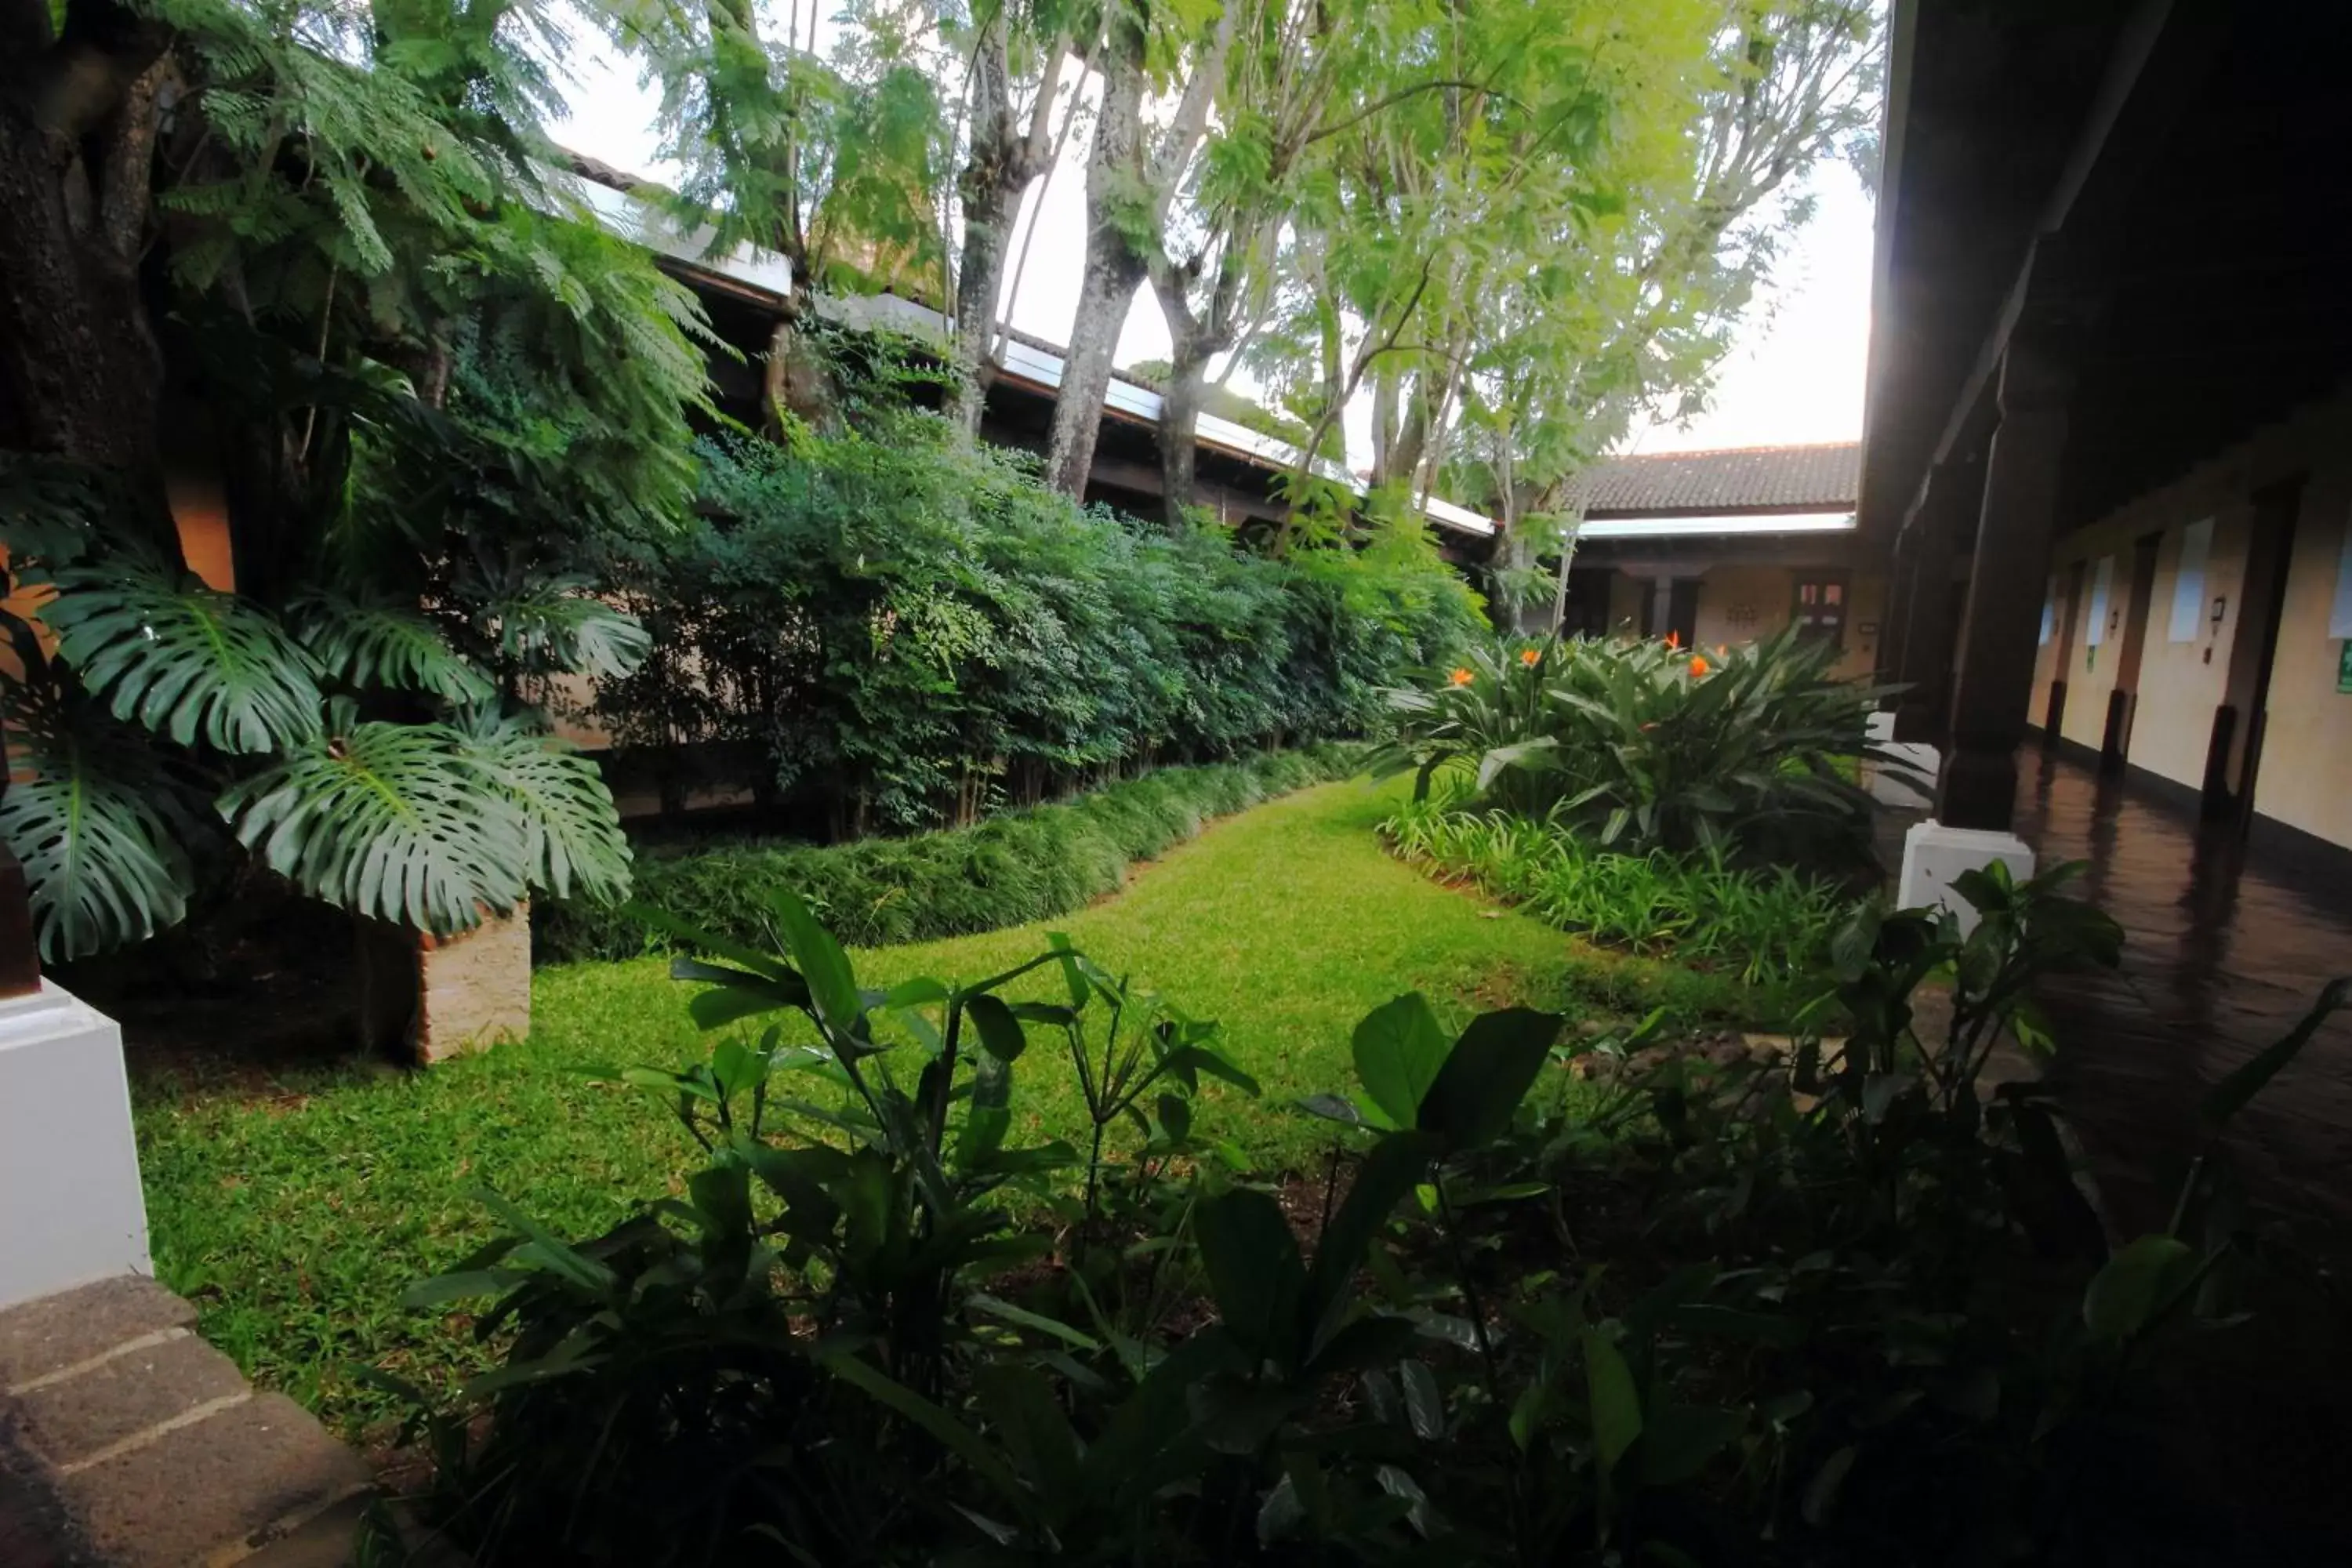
[769,886,862,1031]
[965,992,1028,1062]
[1416,1008,1563,1147]
[42,558,322,754]
[2082,1235,2197,1342]
[220,710,528,934]
[292,590,494,704]
[457,716,632,905]
[1351,993,1450,1128]
[1582,1325,1642,1472]
[0,684,192,961]
[2200,978,2349,1130]
[1195,1187,1306,1363]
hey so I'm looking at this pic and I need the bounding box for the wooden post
[1936,331,2074,830]
[1892,458,1984,743]
[0,843,39,1000]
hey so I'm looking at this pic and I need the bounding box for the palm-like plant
[1384,626,1900,866]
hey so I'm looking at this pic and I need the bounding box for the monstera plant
[0,483,644,962]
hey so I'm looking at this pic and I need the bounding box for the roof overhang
[1577,510,1855,541]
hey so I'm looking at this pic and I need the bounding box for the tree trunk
[1157,353,1206,528]
[0,20,172,493]
[1044,20,1148,499]
[951,177,1023,435]
[950,29,1022,437]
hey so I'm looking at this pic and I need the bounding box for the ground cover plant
[139,781,1753,1439]
[370,857,2349,1566]
[537,745,1361,961]
[1382,793,1853,987]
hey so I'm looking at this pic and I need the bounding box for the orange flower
[1517,647,1541,667]
[1448,666,1475,687]
[1664,630,1680,649]
[1688,654,1711,677]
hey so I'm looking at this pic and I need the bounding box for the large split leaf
[292,590,495,705]
[458,714,632,905]
[42,558,321,753]
[480,573,651,680]
[222,707,528,932]
[0,683,194,961]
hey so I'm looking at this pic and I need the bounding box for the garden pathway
[0,1276,374,1566]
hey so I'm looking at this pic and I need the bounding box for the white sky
[546,19,1871,467]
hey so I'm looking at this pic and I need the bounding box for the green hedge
[535,745,1361,964]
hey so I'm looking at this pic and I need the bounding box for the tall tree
[1042,0,1233,499]
[942,1,1087,434]
[622,0,947,425]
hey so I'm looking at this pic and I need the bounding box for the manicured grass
[136,777,1763,1439]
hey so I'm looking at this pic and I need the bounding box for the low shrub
[1382,794,1855,985]
[535,744,1358,962]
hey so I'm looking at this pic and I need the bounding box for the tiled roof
[1570,441,1860,517]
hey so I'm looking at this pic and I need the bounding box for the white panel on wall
[2085,556,2115,648]
[2038,583,2055,647]
[2169,517,2214,641]
[2332,506,2352,639]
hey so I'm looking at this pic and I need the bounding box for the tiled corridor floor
[2009,750,2352,1261]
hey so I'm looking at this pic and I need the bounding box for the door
[2047,558,2086,737]
[2204,479,2304,822]
[2103,532,2163,771]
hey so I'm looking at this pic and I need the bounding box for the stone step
[0,1277,376,1568]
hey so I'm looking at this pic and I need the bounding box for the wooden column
[1936,332,2074,829]
[1875,521,1921,690]
[1892,458,1984,742]
[0,844,39,1000]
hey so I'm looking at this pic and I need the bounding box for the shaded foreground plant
[373,875,2347,1566]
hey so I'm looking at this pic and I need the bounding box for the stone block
[414,903,531,1064]
[60,1393,370,1568]
[0,1277,191,1392]
[1896,819,2037,935]
[12,1330,247,1468]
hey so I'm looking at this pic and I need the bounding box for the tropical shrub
[1384,626,1896,865]
[1382,793,1853,985]
[536,745,1359,962]
[0,1,714,962]
[588,418,1481,835]
[385,873,2348,1565]
[383,878,2347,1566]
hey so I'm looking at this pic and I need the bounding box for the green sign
[2339,639,2352,694]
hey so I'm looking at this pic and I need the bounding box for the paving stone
[234,1491,377,1568]
[60,1394,371,1568]
[13,1330,248,1468]
[0,1279,194,1392]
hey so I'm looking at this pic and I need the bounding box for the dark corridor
[2009,751,2352,1259]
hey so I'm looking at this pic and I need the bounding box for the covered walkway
[2012,750,2352,1259]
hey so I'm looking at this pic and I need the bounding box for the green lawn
[136,776,1754,1438]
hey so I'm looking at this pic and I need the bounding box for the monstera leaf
[472,571,652,681]
[458,713,633,905]
[222,703,530,933]
[42,557,322,753]
[0,677,195,962]
[292,590,495,705]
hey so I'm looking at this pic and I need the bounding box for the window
[1791,574,1848,649]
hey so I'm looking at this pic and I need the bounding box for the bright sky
[546,17,1872,468]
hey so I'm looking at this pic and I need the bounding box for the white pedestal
[0,982,152,1312]
[1896,820,2037,935]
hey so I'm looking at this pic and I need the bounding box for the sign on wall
[2170,517,2214,641]
[2085,555,2115,648]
